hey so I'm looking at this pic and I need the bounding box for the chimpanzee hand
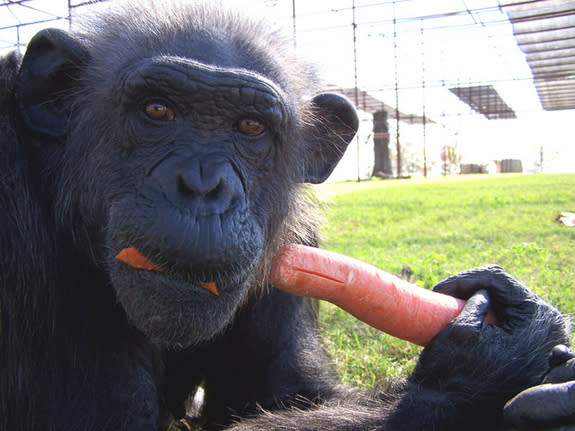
[401,265,570,429]
[503,344,575,430]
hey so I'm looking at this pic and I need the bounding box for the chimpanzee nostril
[176,172,194,196]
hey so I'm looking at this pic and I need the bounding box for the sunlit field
[315,173,575,388]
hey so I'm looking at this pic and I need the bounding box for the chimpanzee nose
[150,155,244,214]
[176,158,223,198]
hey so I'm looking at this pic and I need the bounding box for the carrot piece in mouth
[197,281,219,296]
[115,247,219,296]
[115,246,164,272]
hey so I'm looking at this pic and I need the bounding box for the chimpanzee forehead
[131,56,285,99]
[117,55,291,124]
[80,2,314,105]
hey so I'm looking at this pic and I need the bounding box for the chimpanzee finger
[432,265,538,330]
[549,345,575,369]
[432,265,507,300]
[452,289,491,327]
[445,290,491,342]
[545,359,575,385]
[503,381,575,429]
[433,265,532,304]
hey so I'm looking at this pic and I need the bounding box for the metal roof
[330,87,433,125]
[448,85,517,119]
[502,0,575,111]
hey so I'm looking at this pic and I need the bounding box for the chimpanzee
[0,1,569,430]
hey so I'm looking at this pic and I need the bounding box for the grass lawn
[314,173,575,388]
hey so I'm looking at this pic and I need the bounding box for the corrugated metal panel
[502,0,575,111]
[329,87,433,124]
[448,85,517,119]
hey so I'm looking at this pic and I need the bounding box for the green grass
[316,173,575,388]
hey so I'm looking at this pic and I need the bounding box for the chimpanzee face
[15,8,358,347]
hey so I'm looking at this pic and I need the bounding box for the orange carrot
[116,246,164,272]
[197,281,219,296]
[271,244,496,346]
[115,246,219,296]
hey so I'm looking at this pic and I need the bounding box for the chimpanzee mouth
[110,245,255,346]
[114,245,251,297]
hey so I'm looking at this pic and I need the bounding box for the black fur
[0,2,569,430]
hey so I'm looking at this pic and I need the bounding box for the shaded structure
[448,85,517,119]
[502,0,575,111]
[329,87,434,178]
[331,87,434,178]
[332,87,431,124]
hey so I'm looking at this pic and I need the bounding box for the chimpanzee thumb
[504,381,575,429]
[546,346,575,382]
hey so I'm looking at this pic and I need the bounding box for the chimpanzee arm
[222,267,569,431]
[384,267,569,430]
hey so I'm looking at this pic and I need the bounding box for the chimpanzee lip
[158,271,220,296]
[164,269,220,295]
[114,245,223,295]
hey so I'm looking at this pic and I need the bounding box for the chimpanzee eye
[236,118,266,136]
[144,101,175,121]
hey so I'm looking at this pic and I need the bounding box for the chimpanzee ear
[302,93,359,184]
[15,28,89,137]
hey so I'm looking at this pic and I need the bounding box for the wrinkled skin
[0,2,569,430]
